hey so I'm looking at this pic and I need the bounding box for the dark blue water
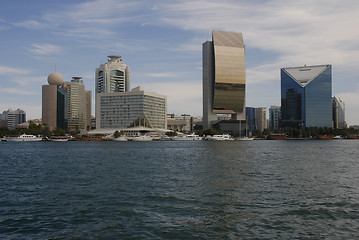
[0,140,358,239]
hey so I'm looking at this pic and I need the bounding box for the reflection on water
[0,140,359,239]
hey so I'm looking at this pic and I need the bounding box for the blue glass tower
[281,65,332,129]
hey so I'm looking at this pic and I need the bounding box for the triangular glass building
[280,64,332,128]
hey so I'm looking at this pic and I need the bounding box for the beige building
[255,107,267,131]
[203,30,246,129]
[96,86,167,130]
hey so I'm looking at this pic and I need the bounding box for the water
[0,140,359,239]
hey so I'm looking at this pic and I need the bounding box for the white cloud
[140,81,202,116]
[147,72,176,78]
[29,43,61,55]
[12,76,47,86]
[0,87,36,96]
[0,65,31,75]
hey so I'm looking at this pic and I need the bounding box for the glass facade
[281,65,332,128]
[246,107,256,132]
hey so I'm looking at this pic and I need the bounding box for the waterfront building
[269,106,281,130]
[42,72,91,131]
[96,86,167,130]
[203,30,246,130]
[280,64,332,128]
[245,107,256,133]
[42,72,66,130]
[62,77,91,131]
[167,114,194,133]
[332,96,345,129]
[255,107,267,131]
[0,109,26,130]
[95,56,130,94]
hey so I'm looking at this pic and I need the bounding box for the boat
[158,135,170,141]
[208,134,234,141]
[317,134,334,140]
[132,135,153,142]
[237,136,254,141]
[173,133,202,141]
[112,136,128,142]
[4,134,43,142]
[267,134,287,140]
[48,136,69,142]
[334,135,342,140]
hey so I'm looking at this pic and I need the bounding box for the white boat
[158,135,170,141]
[237,136,254,141]
[132,135,153,142]
[208,134,234,141]
[334,135,342,139]
[112,136,128,142]
[5,134,43,142]
[173,133,202,141]
[48,136,69,142]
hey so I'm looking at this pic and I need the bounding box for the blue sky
[1,0,359,125]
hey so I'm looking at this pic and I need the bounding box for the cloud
[12,20,47,30]
[147,72,176,78]
[0,87,36,96]
[140,81,202,116]
[12,76,48,86]
[29,43,61,55]
[0,65,31,75]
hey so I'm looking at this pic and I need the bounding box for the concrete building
[96,86,167,130]
[42,72,91,131]
[269,106,281,130]
[0,109,26,130]
[203,30,246,131]
[95,56,130,94]
[62,77,92,131]
[167,114,194,133]
[255,107,267,131]
[281,64,332,128]
[332,96,345,129]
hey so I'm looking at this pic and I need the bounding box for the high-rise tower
[203,30,246,129]
[95,56,130,94]
[280,64,332,128]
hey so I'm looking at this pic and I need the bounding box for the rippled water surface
[1,140,359,239]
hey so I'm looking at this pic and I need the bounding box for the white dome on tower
[47,72,64,86]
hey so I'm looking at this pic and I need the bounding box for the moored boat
[112,136,128,142]
[48,136,70,142]
[4,134,43,142]
[132,135,153,141]
[173,133,202,141]
[237,136,254,141]
[208,134,234,141]
[267,134,287,140]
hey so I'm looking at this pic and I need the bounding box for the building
[95,56,130,94]
[269,106,281,130]
[280,64,332,128]
[62,77,92,131]
[96,86,167,130]
[255,107,267,131]
[332,96,345,129]
[167,114,194,133]
[0,109,26,130]
[245,107,256,133]
[203,30,246,131]
[42,72,91,131]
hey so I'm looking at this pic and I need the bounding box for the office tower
[269,106,281,130]
[245,107,256,133]
[62,77,91,131]
[203,30,246,129]
[0,109,26,130]
[280,64,332,128]
[332,96,345,129]
[255,107,267,131]
[96,86,167,130]
[42,72,66,130]
[95,56,130,94]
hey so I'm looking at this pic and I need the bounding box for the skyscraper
[0,109,26,130]
[62,77,92,131]
[203,30,246,129]
[255,107,267,131]
[269,106,281,130]
[332,96,345,129]
[95,56,130,94]
[281,64,332,128]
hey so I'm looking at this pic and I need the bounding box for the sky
[1,0,359,125]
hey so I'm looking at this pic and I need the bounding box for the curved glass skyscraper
[203,30,246,129]
[280,64,332,128]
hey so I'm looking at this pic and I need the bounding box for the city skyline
[0,1,359,124]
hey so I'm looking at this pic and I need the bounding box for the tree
[53,128,66,136]
[114,130,120,138]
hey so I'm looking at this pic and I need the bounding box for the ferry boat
[4,134,43,142]
[173,133,202,141]
[132,135,153,142]
[112,136,128,142]
[48,136,70,142]
[267,133,287,140]
[207,134,234,141]
[237,136,254,141]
